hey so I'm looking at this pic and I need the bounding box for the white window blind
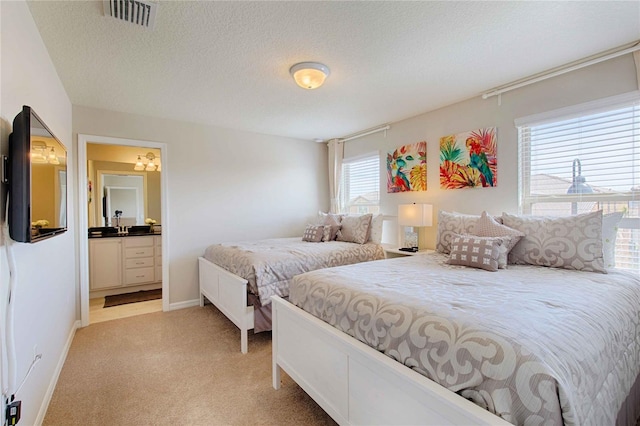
[340,153,380,215]
[517,95,640,272]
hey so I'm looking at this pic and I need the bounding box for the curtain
[634,50,640,91]
[327,138,344,214]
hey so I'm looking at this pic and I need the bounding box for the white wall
[343,54,638,248]
[72,107,329,304]
[0,1,77,424]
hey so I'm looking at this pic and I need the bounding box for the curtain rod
[337,124,391,143]
[482,40,640,100]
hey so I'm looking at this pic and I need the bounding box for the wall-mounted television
[8,106,68,243]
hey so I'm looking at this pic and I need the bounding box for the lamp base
[399,247,418,253]
[403,227,418,250]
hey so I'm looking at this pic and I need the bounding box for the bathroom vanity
[89,231,162,298]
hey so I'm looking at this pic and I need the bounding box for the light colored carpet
[43,305,336,425]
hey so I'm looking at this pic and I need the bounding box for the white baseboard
[168,299,200,311]
[35,319,80,425]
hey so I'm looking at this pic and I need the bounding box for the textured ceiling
[27,1,640,141]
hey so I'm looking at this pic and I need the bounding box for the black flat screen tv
[8,106,68,243]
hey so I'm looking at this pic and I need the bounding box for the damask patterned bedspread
[203,237,385,306]
[289,253,640,425]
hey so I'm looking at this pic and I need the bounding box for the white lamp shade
[398,204,433,227]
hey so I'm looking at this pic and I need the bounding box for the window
[339,153,380,215]
[517,93,640,272]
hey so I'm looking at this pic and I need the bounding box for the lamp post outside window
[567,158,592,215]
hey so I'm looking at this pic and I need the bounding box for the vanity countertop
[88,226,161,239]
[88,232,161,239]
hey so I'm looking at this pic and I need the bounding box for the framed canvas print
[387,141,426,193]
[440,127,497,189]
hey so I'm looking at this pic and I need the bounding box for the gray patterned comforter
[203,237,385,306]
[289,253,640,425]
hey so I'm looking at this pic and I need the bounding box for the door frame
[77,134,170,327]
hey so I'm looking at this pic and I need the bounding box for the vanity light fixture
[134,155,145,171]
[31,141,60,164]
[290,62,330,90]
[134,152,160,172]
[48,147,60,165]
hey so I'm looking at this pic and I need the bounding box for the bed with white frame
[271,295,512,425]
[198,213,385,353]
[272,210,640,425]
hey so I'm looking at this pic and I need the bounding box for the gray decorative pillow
[473,211,524,268]
[602,212,624,269]
[302,224,324,242]
[457,233,513,269]
[337,214,372,244]
[447,234,502,272]
[321,225,341,242]
[436,211,503,254]
[318,212,342,241]
[502,210,606,273]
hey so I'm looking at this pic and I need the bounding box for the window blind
[340,153,380,215]
[518,96,640,272]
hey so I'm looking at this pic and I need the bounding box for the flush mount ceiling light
[289,62,330,90]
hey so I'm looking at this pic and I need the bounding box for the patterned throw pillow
[302,224,325,242]
[473,211,524,268]
[502,210,606,273]
[318,212,342,241]
[337,214,372,244]
[446,234,502,272]
[436,211,503,254]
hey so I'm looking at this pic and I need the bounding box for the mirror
[86,144,161,229]
[30,133,67,234]
[99,173,146,226]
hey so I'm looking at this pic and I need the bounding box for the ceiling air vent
[103,0,158,29]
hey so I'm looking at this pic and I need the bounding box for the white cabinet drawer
[124,267,155,285]
[125,257,154,269]
[125,247,154,258]
[124,236,154,248]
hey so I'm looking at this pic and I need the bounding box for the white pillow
[368,214,384,244]
[602,212,624,269]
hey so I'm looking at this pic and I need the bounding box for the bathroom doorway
[78,135,169,327]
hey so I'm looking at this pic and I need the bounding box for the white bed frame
[271,296,512,425]
[198,256,254,354]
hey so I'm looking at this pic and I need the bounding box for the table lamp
[398,203,433,251]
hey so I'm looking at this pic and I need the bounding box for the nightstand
[383,247,435,259]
